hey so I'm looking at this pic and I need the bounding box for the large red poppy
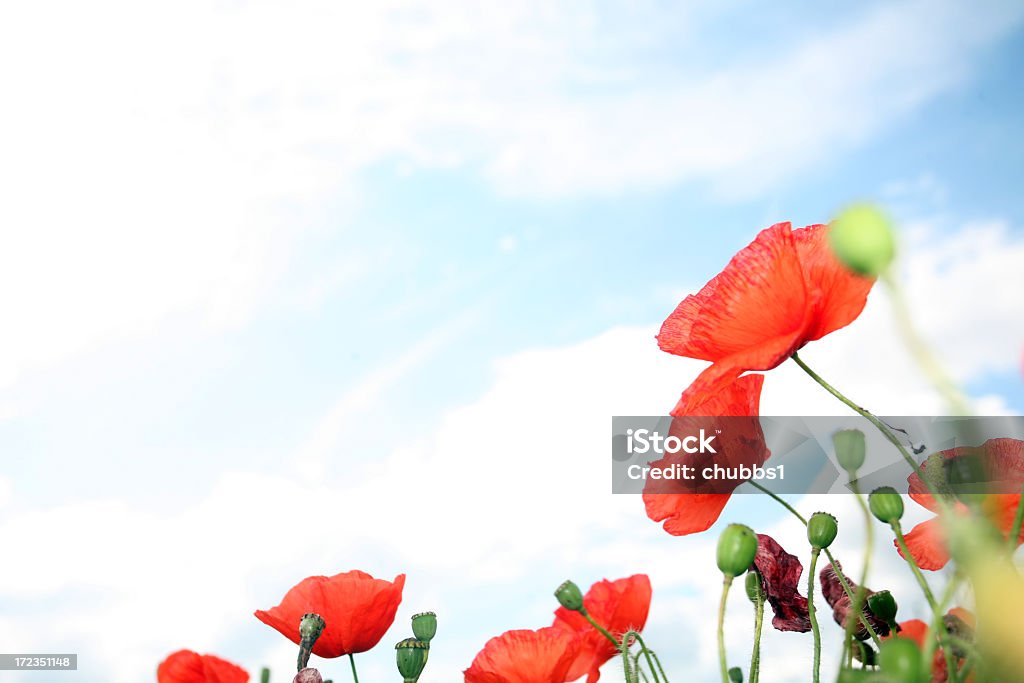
[551,574,652,682]
[642,374,769,535]
[657,222,874,413]
[463,627,581,683]
[157,650,248,683]
[901,438,1024,570]
[254,570,405,657]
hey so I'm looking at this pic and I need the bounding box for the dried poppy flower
[157,649,248,683]
[819,562,891,640]
[657,222,874,413]
[255,570,405,657]
[750,534,810,632]
[464,627,580,683]
[643,374,769,535]
[552,574,652,682]
[901,438,1024,570]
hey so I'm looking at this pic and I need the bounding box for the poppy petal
[899,517,950,571]
[752,534,810,632]
[464,627,580,683]
[818,562,891,639]
[157,650,249,683]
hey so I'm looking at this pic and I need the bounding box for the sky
[1,0,1023,681]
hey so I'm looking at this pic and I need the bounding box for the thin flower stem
[807,548,822,683]
[746,480,881,646]
[718,577,733,683]
[749,588,763,683]
[890,520,938,610]
[649,650,670,683]
[921,574,959,683]
[348,653,360,683]
[1009,481,1024,554]
[623,631,664,683]
[583,610,623,651]
[839,481,873,668]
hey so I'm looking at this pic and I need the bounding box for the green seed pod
[745,570,764,604]
[878,637,923,683]
[807,512,839,549]
[866,590,898,625]
[395,638,429,681]
[411,611,437,642]
[833,429,866,473]
[717,524,759,578]
[554,580,585,612]
[868,487,905,524]
[728,666,743,683]
[828,205,896,277]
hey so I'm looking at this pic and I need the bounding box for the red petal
[657,223,810,364]
[898,517,950,571]
[157,650,249,683]
[464,628,580,683]
[752,534,810,632]
[818,563,890,639]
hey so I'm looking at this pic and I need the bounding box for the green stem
[749,586,763,683]
[583,610,623,651]
[718,576,733,683]
[623,631,663,683]
[890,520,938,610]
[808,548,822,683]
[921,575,959,683]
[348,653,360,683]
[649,650,670,683]
[1009,481,1024,554]
[840,481,873,666]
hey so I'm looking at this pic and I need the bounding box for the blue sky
[1,1,1023,682]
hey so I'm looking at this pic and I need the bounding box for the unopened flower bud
[878,637,923,683]
[717,524,758,578]
[297,613,326,671]
[867,590,898,626]
[294,668,323,683]
[745,570,764,604]
[868,487,904,524]
[395,637,429,681]
[829,205,896,277]
[728,666,743,683]
[807,512,838,550]
[555,580,585,612]
[411,611,437,642]
[833,430,866,473]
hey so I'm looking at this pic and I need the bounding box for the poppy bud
[828,205,896,277]
[835,668,875,682]
[395,637,429,681]
[554,580,585,612]
[411,611,437,642]
[866,590,898,626]
[745,570,764,604]
[878,637,923,683]
[832,429,866,473]
[717,524,758,578]
[728,666,743,683]
[297,613,326,671]
[294,668,323,683]
[261,668,270,683]
[807,512,838,549]
[868,487,904,524]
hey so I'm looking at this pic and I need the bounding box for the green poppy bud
[411,611,437,642]
[836,668,877,682]
[866,590,898,625]
[297,613,326,671]
[728,666,743,683]
[868,487,904,524]
[745,570,764,604]
[260,668,270,683]
[554,580,585,612]
[833,429,866,473]
[807,512,839,549]
[395,638,429,681]
[717,524,758,578]
[828,205,896,277]
[878,637,923,683]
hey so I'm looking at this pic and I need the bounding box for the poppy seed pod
[878,637,923,683]
[554,580,585,612]
[866,590,898,625]
[728,666,743,683]
[717,524,758,578]
[828,205,896,277]
[745,570,764,604]
[395,638,429,681]
[832,429,866,473]
[807,512,838,549]
[868,487,905,524]
[411,611,437,642]
[299,613,326,644]
[293,668,323,683]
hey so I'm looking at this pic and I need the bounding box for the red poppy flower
[657,222,874,413]
[157,650,248,683]
[551,574,652,682]
[643,374,769,535]
[901,438,1024,570]
[751,534,810,632]
[254,570,405,657]
[463,627,581,683]
[888,608,975,682]
[818,562,891,640]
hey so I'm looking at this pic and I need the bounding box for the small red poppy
[551,574,652,682]
[254,570,405,657]
[901,438,1024,570]
[157,649,248,683]
[643,374,768,535]
[657,222,874,413]
[463,627,581,683]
